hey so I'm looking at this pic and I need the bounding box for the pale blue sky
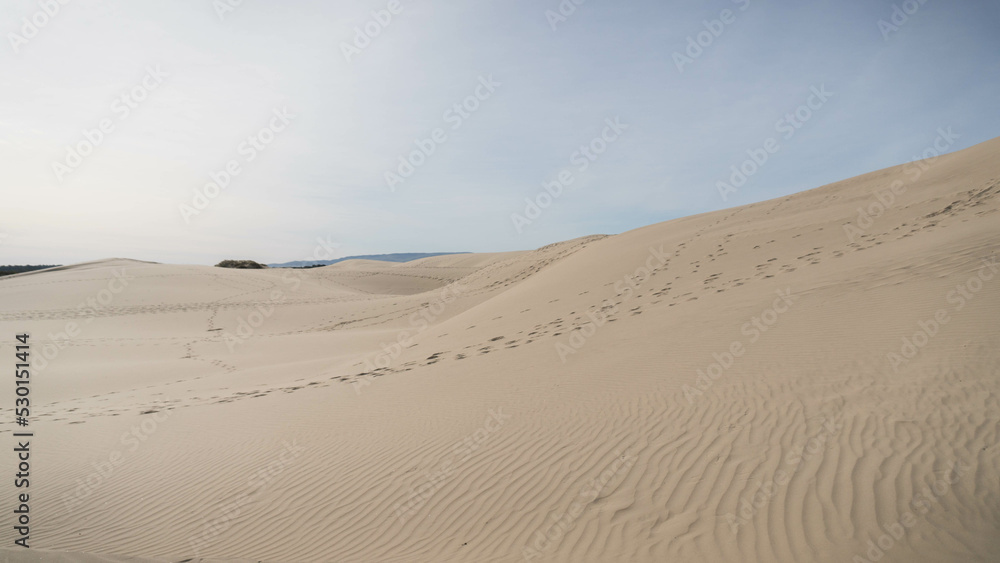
[2,0,998,265]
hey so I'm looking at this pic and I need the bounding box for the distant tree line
[0,265,59,277]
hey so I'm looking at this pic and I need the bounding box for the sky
[1,0,998,266]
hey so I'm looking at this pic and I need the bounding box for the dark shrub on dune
[215,260,268,269]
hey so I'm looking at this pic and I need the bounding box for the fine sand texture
[1,137,999,562]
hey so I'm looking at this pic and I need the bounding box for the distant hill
[268,252,469,269]
[0,265,60,277]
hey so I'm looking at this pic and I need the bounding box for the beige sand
[1,137,998,562]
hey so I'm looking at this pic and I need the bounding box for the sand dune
[1,138,999,562]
